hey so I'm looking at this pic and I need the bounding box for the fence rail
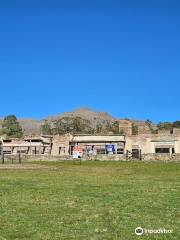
[1,153,22,164]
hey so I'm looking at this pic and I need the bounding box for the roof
[71,135,125,142]
[3,142,42,147]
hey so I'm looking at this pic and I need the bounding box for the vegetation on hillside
[145,119,158,134]
[132,123,138,135]
[1,109,180,136]
[157,121,180,131]
[41,117,120,135]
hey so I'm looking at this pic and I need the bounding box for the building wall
[126,135,180,154]
[51,134,180,156]
[158,129,171,135]
[51,133,72,156]
[175,136,180,153]
[125,135,152,153]
[173,128,180,135]
[2,133,180,158]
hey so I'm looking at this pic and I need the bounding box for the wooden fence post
[19,152,21,164]
[140,149,142,160]
[2,153,4,164]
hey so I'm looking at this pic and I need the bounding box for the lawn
[0,161,179,240]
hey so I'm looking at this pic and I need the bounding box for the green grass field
[0,161,179,240]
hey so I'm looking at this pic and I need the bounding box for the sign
[105,144,116,154]
[72,146,83,159]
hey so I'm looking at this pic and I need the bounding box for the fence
[1,152,180,163]
[1,153,22,164]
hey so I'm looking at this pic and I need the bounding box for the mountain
[18,108,117,135]
[45,108,113,122]
[18,119,42,135]
[0,108,159,135]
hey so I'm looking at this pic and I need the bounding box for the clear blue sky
[0,0,179,122]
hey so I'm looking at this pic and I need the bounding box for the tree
[145,119,157,134]
[73,117,82,133]
[101,120,112,134]
[111,121,120,134]
[95,122,103,134]
[52,118,72,135]
[132,123,138,135]
[2,115,23,138]
[72,117,94,134]
[50,117,94,135]
[41,120,52,135]
[173,121,180,128]
[145,119,152,127]
[157,122,173,130]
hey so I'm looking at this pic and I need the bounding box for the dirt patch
[0,164,57,171]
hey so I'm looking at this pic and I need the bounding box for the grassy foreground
[0,161,179,240]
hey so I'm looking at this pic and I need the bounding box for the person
[87,146,93,159]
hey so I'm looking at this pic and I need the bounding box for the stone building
[69,134,125,155]
[1,136,52,155]
[125,134,180,156]
[50,134,125,156]
[1,130,180,161]
[172,128,180,135]
[51,133,71,156]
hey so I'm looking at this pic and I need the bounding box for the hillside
[0,108,158,135]
[0,108,114,135]
[18,119,42,135]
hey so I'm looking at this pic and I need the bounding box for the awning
[155,145,174,148]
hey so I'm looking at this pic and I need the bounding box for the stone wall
[1,153,180,162]
[173,128,180,135]
[142,153,180,161]
[1,154,72,162]
[158,129,171,135]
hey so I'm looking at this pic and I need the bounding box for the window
[96,148,105,154]
[155,148,170,153]
[117,148,124,154]
[59,147,66,155]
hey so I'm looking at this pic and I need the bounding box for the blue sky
[0,0,179,122]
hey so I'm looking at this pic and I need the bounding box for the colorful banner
[72,146,83,158]
[105,144,116,154]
